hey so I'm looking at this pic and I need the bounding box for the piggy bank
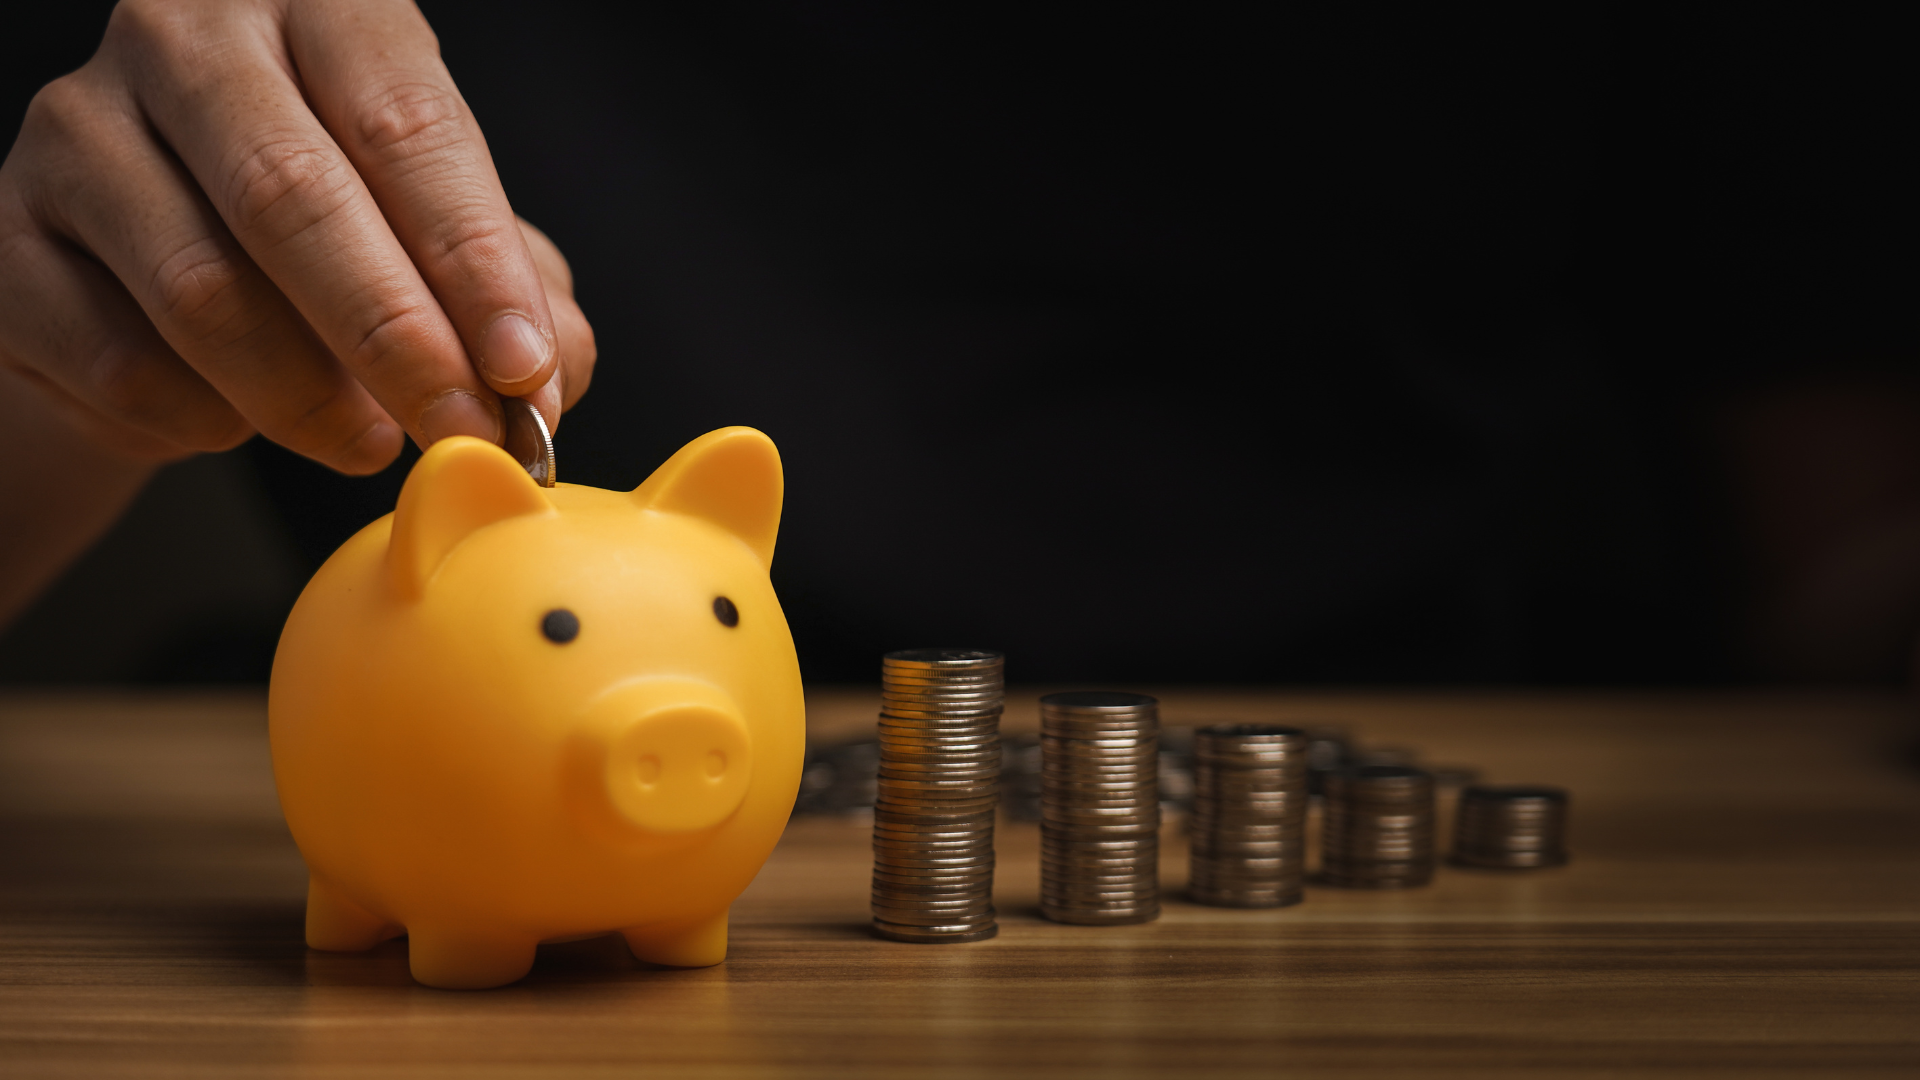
[268,427,804,989]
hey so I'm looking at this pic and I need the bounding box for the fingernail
[419,390,500,445]
[479,312,552,386]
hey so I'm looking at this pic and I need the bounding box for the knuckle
[222,132,356,245]
[356,80,468,156]
[149,238,251,342]
[86,342,245,450]
[104,0,206,73]
[18,75,99,147]
[85,341,171,422]
[428,212,518,278]
[347,296,440,374]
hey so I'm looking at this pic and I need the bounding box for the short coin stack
[1040,692,1160,925]
[1321,765,1436,888]
[1451,785,1569,869]
[870,649,1004,943]
[1188,724,1309,908]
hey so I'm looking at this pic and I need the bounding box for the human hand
[0,0,595,474]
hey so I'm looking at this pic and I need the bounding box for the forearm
[0,366,158,629]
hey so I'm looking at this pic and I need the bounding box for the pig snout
[584,680,754,835]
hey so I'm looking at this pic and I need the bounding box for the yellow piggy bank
[269,426,804,989]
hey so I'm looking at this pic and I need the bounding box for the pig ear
[388,436,553,599]
[633,427,783,567]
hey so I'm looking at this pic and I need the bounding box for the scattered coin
[871,649,1004,943]
[1040,691,1159,926]
[1450,785,1569,869]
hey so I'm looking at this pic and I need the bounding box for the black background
[2,3,1912,684]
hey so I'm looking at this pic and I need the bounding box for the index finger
[287,0,561,402]
[110,0,503,448]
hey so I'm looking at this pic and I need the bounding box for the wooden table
[3,688,1918,1078]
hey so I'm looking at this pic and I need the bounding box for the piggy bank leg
[407,926,539,990]
[622,908,729,968]
[305,877,397,952]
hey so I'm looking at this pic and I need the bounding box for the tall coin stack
[1188,724,1309,908]
[1040,692,1160,925]
[870,649,1004,943]
[1321,765,1436,888]
[1451,785,1569,869]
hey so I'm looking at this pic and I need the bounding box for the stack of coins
[1188,724,1309,908]
[1321,765,1436,888]
[1451,785,1569,869]
[1040,692,1160,925]
[870,649,1004,943]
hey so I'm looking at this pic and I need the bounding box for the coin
[1186,723,1310,909]
[871,648,1005,944]
[1450,785,1569,869]
[872,921,998,944]
[501,397,556,487]
[1038,691,1160,926]
[1038,904,1159,926]
[1320,765,1437,889]
[882,648,1003,668]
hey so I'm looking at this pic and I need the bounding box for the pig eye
[713,596,739,628]
[541,609,580,644]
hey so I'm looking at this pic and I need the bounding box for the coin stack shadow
[1188,724,1308,908]
[870,649,1004,943]
[1450,785,1569,869]
[1321,765,1436,888]
[1040,692,1160,925]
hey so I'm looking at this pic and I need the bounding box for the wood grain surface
[3,688,1919,1078]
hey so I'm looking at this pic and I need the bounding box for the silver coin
[874,807,996,826]
[1039,905,1158,926]
[883,760,1006,776]
[882,686,1007,700]
[878,721,1002,738]
[881,710,1005,725]
[872,839,996,858]
[879,755,1004,772]
[501,397,557,487]
[873,875,995,892]
[1040,864,1161,881]
[1041,885,1161,902]
[1041,860,1159,878]
[1187,888,1302,909]
[867,910,990,937]
[871,862,997,881]
[872,836,995,854]
[1042,749,1161,764]
[873,821,996,838]
[874,802,1000,820]
[867,857,990,876]
[882,648,1004,667]
[870,893,997,912]
[1039,691,1157,713]
[1040,836,1159,852]
[871,903,998,926]
[880,674,1005,688]
[877,736,1002,753]
[1041,723,1159,739]
[880,754,1004,770]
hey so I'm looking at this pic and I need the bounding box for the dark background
[2,2,1915,685]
